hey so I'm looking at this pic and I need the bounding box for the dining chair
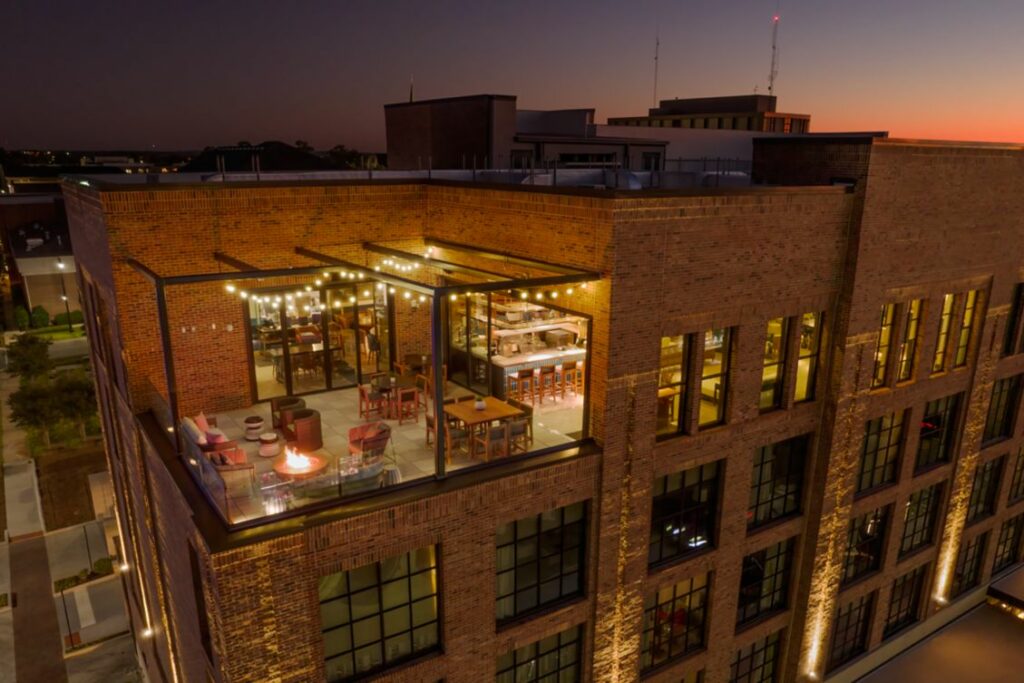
[559,361,581,398]
[537,365,557,404]
[415,374,430,412]
[396,387,419,425]
[481,423,509,461]
[444,419,470,464]
[359,384,387,419]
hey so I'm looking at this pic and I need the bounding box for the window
[827,593,875,672]
[983,375,1021,444]
[319,547,440,682]
[993,513,1024,573]
[1009,447,1024,504]
[1004,284,1024,356]
[760,317,788,411]
[640,573,710,672]
[642,152,662,171]
[899,483,944,557]
[737,538,795,625]
[872,304,896,388]
[794,312,822,403]
[748,436,807,529]
[496,502,586,622]
[915,394,962,471]
[496,624,581,683]
[188,544,213,664]
[699,328,732,428]
[953,290,980,367]
[649,462,720,565]
[857,412,905,493]
[657,335,689,436]
[883,564,928,638]
[966,456,1004,524]
[896,300,922,381]
[950,532,988,598]
[730,630,783,683]
[842,506,891,585]
[932,293,955,373]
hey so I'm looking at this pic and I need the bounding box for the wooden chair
[537,365,557,404]
[506,398,534,454]
[415,374,430,413]
[396,387,419,425]
[444,419,470,464]
[425,398,457,446]
[559,361,581,398]
[348,422,391,459]
[281,408,323,452]
[271,396,305,429]
[480,423,509,461]
[394,362,410,376]
[359,384,388,419]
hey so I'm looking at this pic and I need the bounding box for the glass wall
[699,328,731,428]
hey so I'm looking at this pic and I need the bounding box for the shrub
[53,310,85,327]
[93,556,114,576]
[29,305,49,329]
[6,333,52,379]
[13,306,28,331]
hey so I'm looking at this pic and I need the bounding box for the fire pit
[273,446,328,481]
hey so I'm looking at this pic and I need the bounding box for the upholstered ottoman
[244,416,265,441]
[258,432,281,458]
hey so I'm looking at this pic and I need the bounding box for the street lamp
[56,257,72,333]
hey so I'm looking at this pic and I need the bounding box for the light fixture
[566,287,574,295]
[535,292,544,300]
[418,295,426,302]
[362,290,370,297]
[389,287,396,294]
[315,279,322,286]
[403,291,411,299]
[285,294,292,300]
[119,562,130,573]
[450,294,457,301]
[305,285,312,292]
[225,284,236,293]
[520,292,528,300]
[333,300,342,308]
[240,291,248,299]
[141,627,154,638]
[348,296,356,303]
[550,291,558,299]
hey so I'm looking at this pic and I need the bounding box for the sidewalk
[10,536,68,682]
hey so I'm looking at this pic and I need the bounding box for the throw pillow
[194,412,211,433]
[181,416,206,445]
[206,429,228,444]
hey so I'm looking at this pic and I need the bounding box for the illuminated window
[730,630,783,683]
[760,317,788,411]
[993,514,1024,573]
[827,592,875,672]
[842,506,891,585]
[1008,447,1024,505]
[953,290,980,367]
[699,328,732,428]
[950,532,988,598]
[657,335,690,437]
[883,564,928,639]
[319,547,440,682]
[496,624,581,683]
[872,304,896,388]
[640,573,710,672]
[899,483,944,557]
[496,502,586,623]
[966,456,1004,524]
[983,375,1021,444]
[737,538,795,625]
[794,312,823,403]
[915,394,962,471]
[1004,284,1024,356]
[932,293,955,373]
[896,300,922,382]
[748,436,807,529]
[858,412,905,493]
[649,462,720,565]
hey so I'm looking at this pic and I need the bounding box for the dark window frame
[319,547,441,683]
[759,317,789,412]
[495,624,582,683]
[857,412,905,494]
[842,506,891,585]
[737,538,795,626]
[915,394,962,472]
[748,436,808,529]
[953,290,980,368]
[896,299,922,382]
[1004,283,1024,357]
[966,456,1004,524]
[795,311,823,403]
[657,334,692,438]
[872,303,896,388]
[640,573,711,673]
[1009,447,1024,505]
[729,630,784,683]
[698,327,733,429]
[496,502,587,624]
[950,532,988,598]
[932,293,955,373]
[983,375,1021,445]
[993,513,1024,573]
[899,483,944,557]
[827,592,875,672]
[649,462,720,566]
[883,563,929,639]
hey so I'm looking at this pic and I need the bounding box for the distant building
[608,94,811,134]
[385,94,667,170]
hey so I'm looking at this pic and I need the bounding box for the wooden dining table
[444,396,523,457]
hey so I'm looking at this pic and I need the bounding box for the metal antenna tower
[653,26,660,107]
[768,6,780,96]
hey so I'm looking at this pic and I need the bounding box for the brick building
[609,94,811,135]
[62,135,1024,683]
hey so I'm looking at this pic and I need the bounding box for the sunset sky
[4,0,1023,151]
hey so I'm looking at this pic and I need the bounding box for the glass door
[286,290,327,394]
[326,287,359,388]
[447,294,469,386]
[358,284,390,382]
[249,296,288,401]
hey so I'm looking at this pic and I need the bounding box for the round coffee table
[258,432,281,458]
[244,415,265,441]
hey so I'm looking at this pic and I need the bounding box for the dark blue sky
[4,0,1023,151]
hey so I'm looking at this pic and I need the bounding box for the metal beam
[362,242,510,282]
[213,251,261,271]
[425,237,600,279]
[295,247,435,295]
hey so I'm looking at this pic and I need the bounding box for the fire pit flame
[284,446,313,472]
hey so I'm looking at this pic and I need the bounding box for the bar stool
[537,365,557,404]
[559,361,582,398]
[507,368,536,404]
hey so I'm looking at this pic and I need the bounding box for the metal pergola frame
[127,237,599,529]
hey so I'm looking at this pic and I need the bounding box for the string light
[224,284,236,293]
[450,294,457,301]
[520,292,528,300]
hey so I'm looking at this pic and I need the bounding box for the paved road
[66,632,140,683]
[10,536,68,683]
[50,338,90,361]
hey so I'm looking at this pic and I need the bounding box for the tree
[327,144,362,169]
[30,305,49,329]
[8,378,61,447]
[294,140,313,152]
[13,306,28,331]
[6,333,52,379]
[53,370,97,439]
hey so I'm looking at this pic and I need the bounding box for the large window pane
[737,539,795,625]
[794,312,822,403]
[872,303,896,388]
[730,630,783,683]
[657,335,688,436]
[983,375,1021,444]
[953,290,980,368]
[748,436,807,529]
[827,593,875,672]
[495,624,581,683]
[915,394,962,471]
[884,564,928,638]
[899,483,944,556]
[932,293,954,373]
[699,328,731,428]
[858,412,904,493]
[760,317,787,411]
[640,574,710,672]
[842,506,890,585]
[649,462,720,565]
[896,300,922,382]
